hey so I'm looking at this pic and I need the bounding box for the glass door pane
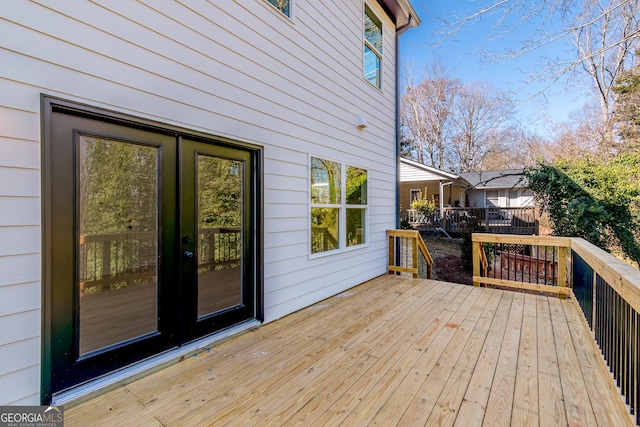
[181,138,255,342]
[78,135,159,355]
[196,155,243,318]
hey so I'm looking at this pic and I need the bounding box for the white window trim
[308,155,369,258]
[409,188,421,202]
[363,3,383,90]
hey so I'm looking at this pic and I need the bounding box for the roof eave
[378,0,421,30]
[400,158,463,182]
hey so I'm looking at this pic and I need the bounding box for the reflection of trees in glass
[346,166,367,246]
[364,5,382,87]
[310,159,368,252]
[197,156,242,269]
[80,136,157,235]
[311,208,339,253]
[267,0,290,16]
[364,6,382,53]
[310,157,341,253]
[79,136,158,290]
[347,208,365,246]
[346,166,367,205]
[311,157,340,204]
[198,156,242,228]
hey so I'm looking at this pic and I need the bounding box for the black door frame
[40,96,263,403]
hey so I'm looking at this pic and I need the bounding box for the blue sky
[400,1,593,135]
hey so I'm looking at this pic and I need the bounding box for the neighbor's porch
[65,273,632,426]
[403,206,539,235]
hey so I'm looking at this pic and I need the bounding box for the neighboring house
[400,163,538,235]
[0,1,419,405]
[399,158,470,216]
[460,169,534,209]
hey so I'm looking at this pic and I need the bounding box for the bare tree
[448,82,514,172]
[480,126,550,169]
[438,0,640,156]
[546,103,604,159]
[400,60,460,168]
[572,0,640,153]
[613,51,640,148]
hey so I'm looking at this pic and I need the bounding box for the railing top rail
[443,206,535,210]
[198,227,241,234]
[570,237,640,314]
[386,229,433,279]
[472,233,571,247]
[416,234,434,265]
[79,231,157,243]
[387,229,420,238]
[473,232,640,313]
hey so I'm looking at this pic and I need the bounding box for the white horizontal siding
[265,251,388,320]
[9,1,395,157]
[0,310,40,348]
[0,338,40,378]
[265,230,308,249]
[400,163,445,181]
[0,107,40,142]
[0,168,39,197]
[0,198,40,227]
[0,138,40,169]
[0,227,40,257]
[0,49,43,405]
[0,0,403,402]
[7,394,40,406]
[0,282,40,316]
[0,366,40,406]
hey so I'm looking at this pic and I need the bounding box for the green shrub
[411,195,437,216]
[460,216,486,272]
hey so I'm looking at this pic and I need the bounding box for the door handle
[183,250,194,259]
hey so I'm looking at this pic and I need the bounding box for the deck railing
[404,207,538,235]
[79,231,158,295]
[386,229,432,279]
[311,226,339,253]
[472,234,571,297]
[79,227,240,294]
[473,233,640,424]
[198,227,241,271]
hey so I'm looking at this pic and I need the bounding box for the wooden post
[102,240,111,281]
[472,237,480,287]
[558,246,568,298]
[412,236,418,278]
[439,180,444,220]
[388,233,394,274]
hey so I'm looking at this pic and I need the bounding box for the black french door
[43,100,260,401]
[180,138,256,341]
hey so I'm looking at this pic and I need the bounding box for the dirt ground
[422,236,473,285]
[423,235,559,296]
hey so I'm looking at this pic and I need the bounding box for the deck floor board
[64,276,633,427]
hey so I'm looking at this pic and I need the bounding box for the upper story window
[267,0,290,17]
[364,4,382,88]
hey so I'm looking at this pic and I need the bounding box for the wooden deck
[65,275,633,426]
